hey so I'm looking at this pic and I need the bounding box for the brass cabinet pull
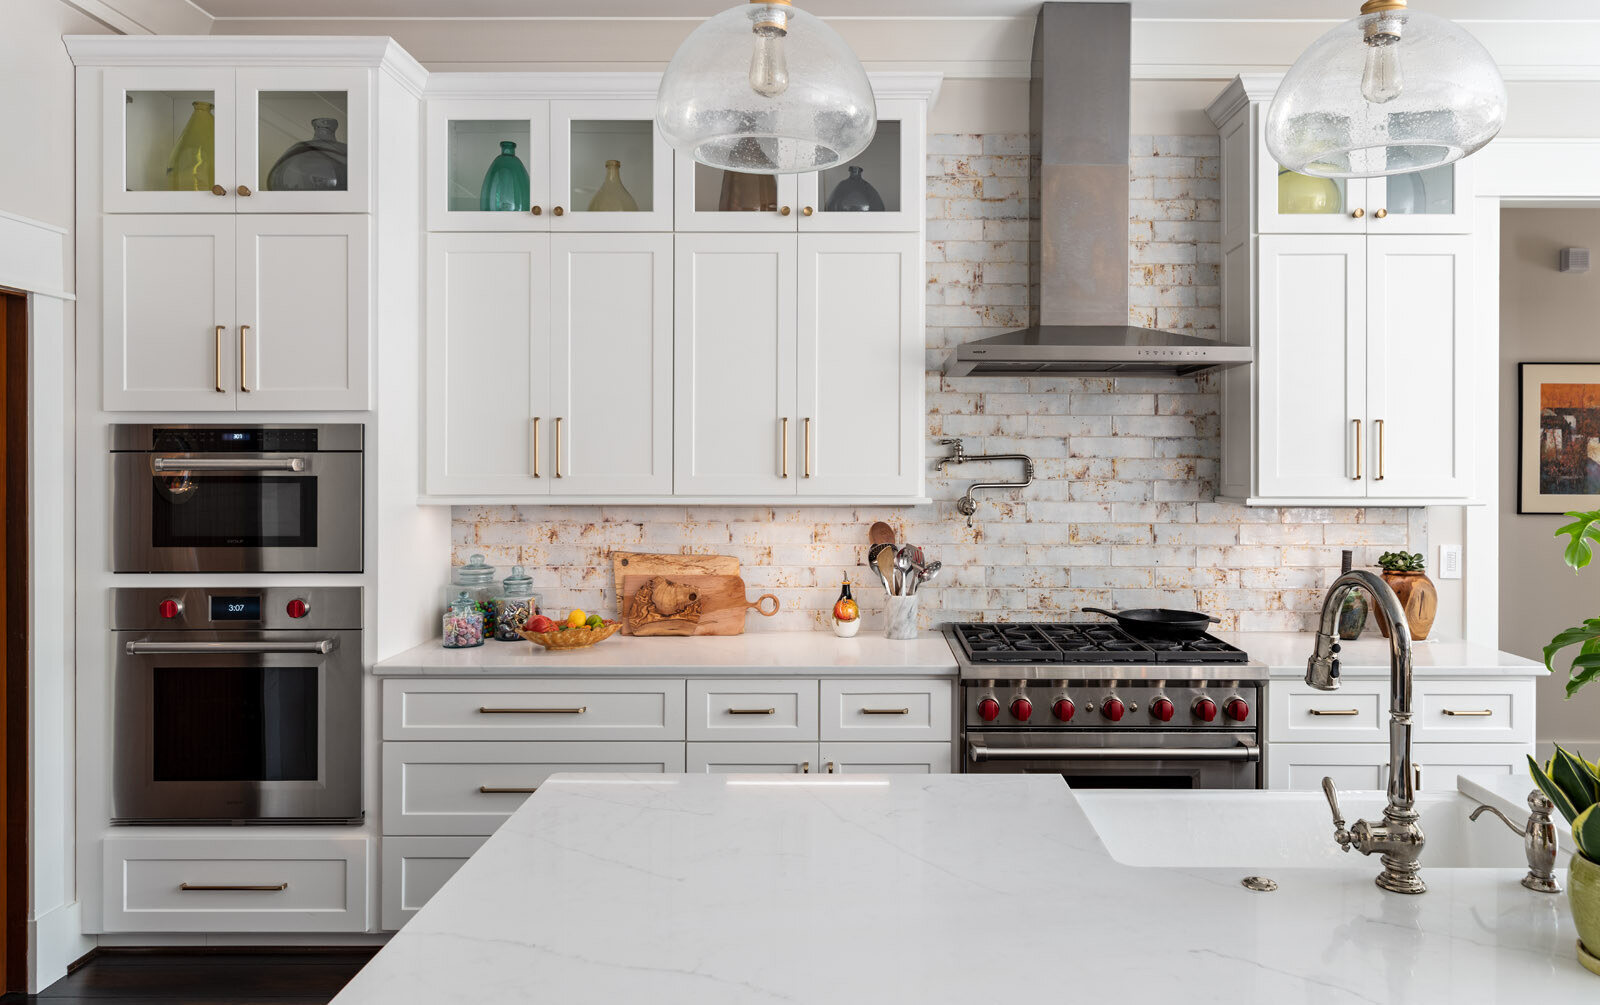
[532,417,543,477]
[1375,418,1385,481]
[1352,208,1365,219]
[826,761,835,773]
[800,761,810,773]
[803,417,812,478]
[477,706,587,714]
[1374,208,1388,219]
[531,206,542,215]
[210,184,227,196]
[780,417,789,478]
[180,882,287,892]
[237,185,252,197]
[239,324,251,392]
[861,707,911,715]
[552,206,564,216]
[728,707,776,715]
[1352,419,1362,480]
[780,206,791,216]
[802,206,814,217]
[214,325,226,393]
[554,417,563,478]
[1442,708,1494,717]
[1308,708,1360,716]
[478,785,538,794]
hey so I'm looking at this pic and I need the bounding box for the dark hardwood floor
[2,949,378,1004]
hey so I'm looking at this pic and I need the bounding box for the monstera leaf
[1555,510,1600,571]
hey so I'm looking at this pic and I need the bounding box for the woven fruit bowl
[520,620,621,651]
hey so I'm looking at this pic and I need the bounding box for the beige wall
[1499,208,1600,746]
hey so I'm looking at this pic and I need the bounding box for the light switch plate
[1438,544,1462,580]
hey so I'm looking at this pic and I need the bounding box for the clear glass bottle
[445,553,498,637]
[442,591,485,649]
[493,565,541,642]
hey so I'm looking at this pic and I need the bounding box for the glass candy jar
[442,591,485,649]
[444,554,498,637]
[493,565,540,641]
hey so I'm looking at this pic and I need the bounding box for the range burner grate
[952,621,1249,665]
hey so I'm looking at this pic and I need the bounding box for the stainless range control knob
[1052,698,1075,722]
[1193,697,1218,723]
[1150,697,1174,722]
[1101,696,1125,722]
[977,697,1000,722]
[1010,697,1033,722]
[1225,697,1250,722]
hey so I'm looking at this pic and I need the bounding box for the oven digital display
[209,595,262,621]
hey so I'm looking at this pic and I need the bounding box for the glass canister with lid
[442,591,485,648]
[444,553,498,638]
[492,565,541,641]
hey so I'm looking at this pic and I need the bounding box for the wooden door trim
[2,289,29,993]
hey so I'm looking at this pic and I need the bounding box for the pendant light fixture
[1266,0,1506,178]
[656,0,876,174]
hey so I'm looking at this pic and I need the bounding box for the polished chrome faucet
[1307,570,1426,894]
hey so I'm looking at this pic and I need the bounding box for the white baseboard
[31,901,94,994]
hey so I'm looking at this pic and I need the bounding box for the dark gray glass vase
[266,118,348,192]
[825,166,884,212]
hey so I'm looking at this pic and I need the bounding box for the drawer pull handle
[1442,708,1494,717]
[861,707,911,715]
[479,786,538,794]
[179,883,287,892]
[1307,708,1361,717]
[728,707,777,715]
[477,706,587,714]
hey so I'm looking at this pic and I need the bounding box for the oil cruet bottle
[831,576,860,638]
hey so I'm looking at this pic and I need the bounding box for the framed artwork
[1520,362,1600,514]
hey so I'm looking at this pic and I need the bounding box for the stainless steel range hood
[944,2,1252,378]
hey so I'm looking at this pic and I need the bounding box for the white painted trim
[29,902,93,995]
[0,213,66,301]
[422,69,941,102]
[64,34,408,69]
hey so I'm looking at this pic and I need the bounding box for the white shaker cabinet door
[1364,235,1473,500]
[103,214,237,411]
[548,234,673,495]
[685,742,818,774]
[236,214,370,411]
[673,233,797,496]
[1255,235,1368,499]
[1265,742,1389,791]
[796,233,922,497]
[425,233,551,496]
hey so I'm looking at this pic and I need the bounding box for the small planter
[1573,853,1600,976]
[1372,570,1438,641]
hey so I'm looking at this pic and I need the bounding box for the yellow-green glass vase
[1277,166,1341,215]
[167,101,215,192]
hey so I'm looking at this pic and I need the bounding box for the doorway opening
[0,287,29,994]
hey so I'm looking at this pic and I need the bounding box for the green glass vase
[479,141,530,212]
[167,101,215,192]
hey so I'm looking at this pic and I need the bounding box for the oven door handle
[967,740,1260,763]
[151,457,307,473]
[124,640,337,656]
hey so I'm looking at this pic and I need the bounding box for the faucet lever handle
[1321,777,1353,852]
[1469,802,1525,838]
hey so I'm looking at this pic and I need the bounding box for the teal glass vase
[479,141,530,212]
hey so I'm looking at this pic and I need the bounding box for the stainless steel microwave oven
[110,424,363,574]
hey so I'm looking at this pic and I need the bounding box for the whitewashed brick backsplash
[453,134,1424,633]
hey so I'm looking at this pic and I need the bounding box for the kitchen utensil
[873,543,897,596]
[894,547,915,596]
[621,574,778,636]
[912,560,941,594]
[613,552,740,632]
[868,521,896,547]
[1081,606,1221,642]
[521,619,621,650]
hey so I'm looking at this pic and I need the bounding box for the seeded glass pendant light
[656,0,876,174]
[1266,0,1506,178]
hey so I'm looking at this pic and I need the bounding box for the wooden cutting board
[612,552,739,608]
[621,574,778,636]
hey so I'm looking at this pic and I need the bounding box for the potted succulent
[1531,509,1600,976]
[1371,551,1437,641]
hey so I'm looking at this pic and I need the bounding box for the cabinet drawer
[686,679,818,741]
[1267,741,1531,792]
[381,836,487,930]
[819,679,953,741]
[102,837,367,933]
[1266,681,1387,743]
[820,741,954,774]
[1414,741,1530,789]
[686,741,818,774]
[382,741,685,835]
[1413,680,1535,743]
[382,678,685,741]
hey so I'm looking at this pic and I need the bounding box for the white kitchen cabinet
[686,741,820,774]
[819,679,954,742]
[549,99,672,232]
[382,678,686,742]
[820,742,955,774]
[687,678,820,742]
[674,155,800,232]
[426,98,552,232]
[798,101,925,234]
[381,836,486,931]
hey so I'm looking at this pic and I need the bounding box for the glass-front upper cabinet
[1255,128,1471,235]
[674,156,800,232]
[550,99,673,232]
[104,68,371,214]
[798,99,923,233]
[1366,157,1473,234]
[426,99,552,232]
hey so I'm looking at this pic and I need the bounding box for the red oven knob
[1010,697,1033,722]
[158,598,182,620]
[286,598,309,619]
[1192,697,1218,723]
[977,697,1000,722]
[1052,698,1075,722]
[1225,697,1250,722]
[1150,697,1174,722]
[1100,696,1125,722]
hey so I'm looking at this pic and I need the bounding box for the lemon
[567,609,587,628]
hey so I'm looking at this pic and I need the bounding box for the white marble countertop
[372,631,958,676]
[333,773,1592,1004]
[1219,632,1547,678]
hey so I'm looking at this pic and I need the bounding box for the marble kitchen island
[333,774,1593,1004]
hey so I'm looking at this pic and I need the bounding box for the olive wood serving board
[621,574,778,637]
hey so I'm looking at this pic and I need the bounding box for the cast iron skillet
[1081,606,1221,642]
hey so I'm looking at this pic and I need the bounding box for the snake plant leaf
[1531,754,1581,825]
[1553,745,1600,810]
[1574,804,1600,861]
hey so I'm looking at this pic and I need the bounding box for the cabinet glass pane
[448,119,532,212]
[258,91,349,193]
[125,90,217,192]
[569,120,654,213]
[817,120,901,214]
[1274,165,1346,217]
[1384,164,1454,216]
[693,162,778,213]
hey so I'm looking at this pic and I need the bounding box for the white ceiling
[194,0,1600,20]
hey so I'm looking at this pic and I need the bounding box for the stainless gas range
[945,622,1269,789]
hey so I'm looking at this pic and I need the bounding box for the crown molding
[65,34,401,68]
[423,69,941,102]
